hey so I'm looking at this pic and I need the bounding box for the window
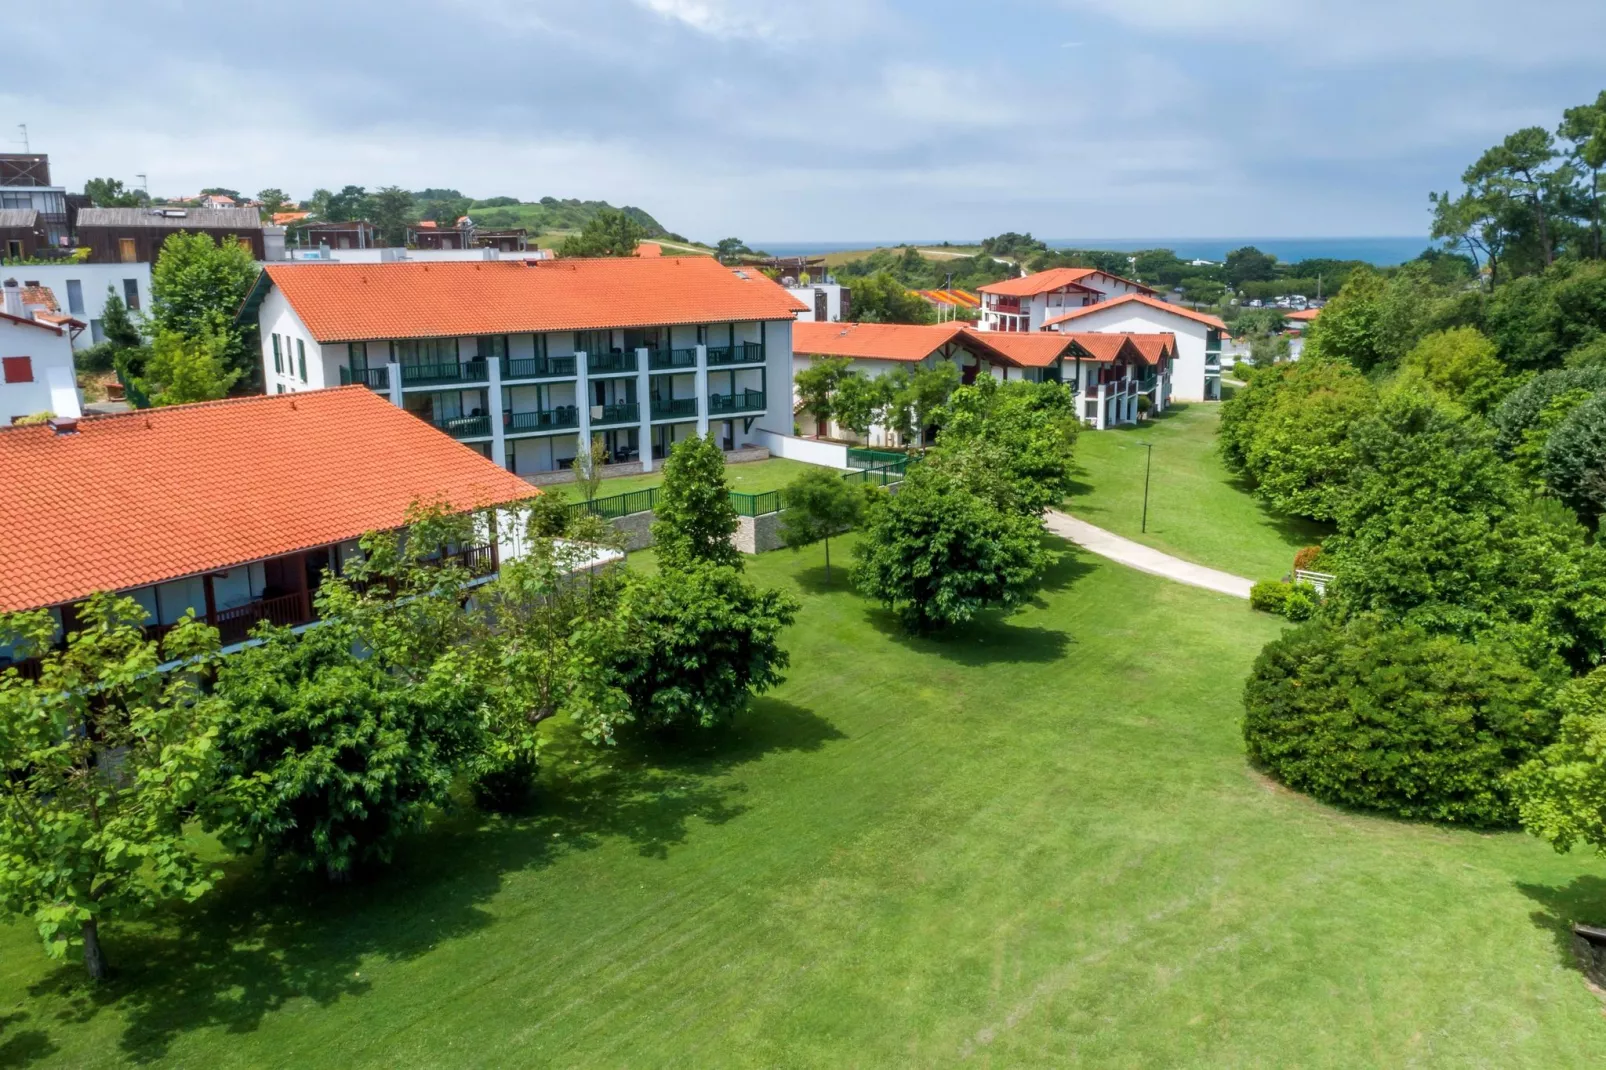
[575,330,612,355]
[296,339,307,382]
[89,319,104,344]
[118,238,137,263]
[2,357,34,384]
[65,280,84,315]
[271,334,283,374]
[476,335,507,361]
[123,279,140,311]
[276,383,286,394]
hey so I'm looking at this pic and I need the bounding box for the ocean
[754,236,1432,268]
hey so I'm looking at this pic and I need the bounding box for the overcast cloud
[4,0,1601,242]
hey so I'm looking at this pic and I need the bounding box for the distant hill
[458,196,672,239]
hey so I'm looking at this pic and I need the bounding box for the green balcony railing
[586,351,637,375]
[506,407,579,433]
[429,414,492,439]
[503,355,577,380]
[400,359,488,387]
[708,389,765,415]
[706,342,765,367]
[648,347,699,371]
[339,365,390,390]
[651,397,698,420]
[1138,375,1158,392]
[592,402,640,426]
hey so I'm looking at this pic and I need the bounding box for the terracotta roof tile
[960,329,1077,368]
[793,321,974,362]
[257,257,808,343]
[1042,293,1227,331]
[1061,333,1136,363]
[1287,307,1320,321]
[20,285,57,311]
[1124,333,1178,365]
[979,267,1155,298]
[0,388,537,612]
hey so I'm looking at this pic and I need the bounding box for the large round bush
[1242,618,1558,826]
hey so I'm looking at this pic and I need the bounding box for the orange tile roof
[636,242,663,257]
[0,388,538,613]
[979,267,1156,298]
[252,257,809,343]
[0,310,66,334]
[1041,293,1227,331]
[793,321,976,363]
[1287,307,1320,321]
[272,211,311,225]
[1124,333,1178,365]
[20,285,57,311]
[1060,333,1141,363]
[960,329,1077,368]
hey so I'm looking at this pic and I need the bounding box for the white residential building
[788,283,850,323]
[0,263,152,351]
[976,267,1154,333]
[1042,293,1226,403]
[1,278,82,424]
[242,257,807,477]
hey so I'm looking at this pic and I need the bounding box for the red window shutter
[2,357,33,384]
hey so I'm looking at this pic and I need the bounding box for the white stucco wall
[1050,305,1213,402]
[0,315,80,423]
[6,264,152,351]
[257,287,325,394]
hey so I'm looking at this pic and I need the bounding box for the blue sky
[7,0,1604,242]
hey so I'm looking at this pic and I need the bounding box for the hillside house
[241,257,807,477]
[75,206,266,263]
[1042,293,1225,402]
[976,267,1154,333]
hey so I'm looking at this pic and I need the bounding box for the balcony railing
[1138,375,1158,392]
[648,347,699,371]
[651,397,698,420]
[214,592,312,647]
[503,355,577,380]
[706,342,765,367]
[708,389,766,415]
[586,351,637,375]
[400,359,489,387]
[592,402,640,426]
[339,365,390,390]
[430,414,492,439]
[506,407,579,433]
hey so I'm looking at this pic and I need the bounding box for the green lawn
[4,544,1605,1066]
[1070,401,1329,580]
[548,456,824,502]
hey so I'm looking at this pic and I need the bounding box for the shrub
[1543,391,1606,521]
[1511,667,1606,856]
[1243,619,1559,827]
[1291,546,1323,572]
[1250,580,1290,616]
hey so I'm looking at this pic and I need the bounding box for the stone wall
[608,510,656,552]
[734,511,786,554]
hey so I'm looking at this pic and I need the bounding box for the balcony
[400,359,489,387]
[339,365,390,390]
[213,592,312,647]
[586,351,637,375]
[706,342,765,367]
[1138,374,1158,392]
[708,389,766,415]
[651,397,698,420]
[592,402,640,427]
[503,355,577,381]
[648,347,698,371]
[429,414,492,439]
[506,407,579,434]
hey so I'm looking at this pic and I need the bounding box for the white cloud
[631,0,882,42]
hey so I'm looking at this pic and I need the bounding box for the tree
[845,271,936,324]
[831,372,885,440]
[305,188,334,218]
[1224,246,1278,289]
[852,461,1047,635]
[1400,327,1507,414]
[1543,391,1606,521]
[365,185,414,246]
[651,433,741,570]
[199,187,242,201]
[558,207,648,258]
[571,434,605,502]
[322,185,369,223]
[1243,617,1559,827]
[780,468,864,582]
[0,596,223,980]
[570,564,798,741]
[937,378,1080,516]
[255,188,290,220]
[1462,127,1569,271]
[1559,91,1606,260]
[882,362,960,446]
[149,231,260,386]
[1300,266,1388,370]
[136,328,240,406]
[1491,365,1606,458]
[794,357,850,432]
[715,237,751,263]
[1512,665,1606,857]
[83,177,148,208]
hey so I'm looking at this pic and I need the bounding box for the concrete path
[1044,510,1254,600]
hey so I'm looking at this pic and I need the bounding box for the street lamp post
[1141,442,1154,534]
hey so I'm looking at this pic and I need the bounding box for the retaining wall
[523,447,771,488]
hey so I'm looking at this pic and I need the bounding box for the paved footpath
[1044,510,1254,600]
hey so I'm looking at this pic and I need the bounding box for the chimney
[48,417,79,436]
[2,278,22,319]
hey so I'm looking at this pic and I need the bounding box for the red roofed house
[241,257,809,476]
[0,387,539,677]
[1041,293,1227,403]
[976,267,1154,334]
[1,278,82,424]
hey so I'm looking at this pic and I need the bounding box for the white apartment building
[1043,293,1226,403]
[1,278,82,424]
[242,257,807,476]
[0,263,152,351]
[976,267,1154,333]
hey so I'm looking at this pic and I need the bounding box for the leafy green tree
[323,185,369,222]
[365,185,414,246]
[1559,91,1606,260]
[1484,260,1606,371]
[1224,246,1278,289]
[780,468,864,582]
[571,563,798,741]
[1511,387,1593,487]
[882,362,961,446]
[136,328,240,406]
[1463,127,1569,271]
[1301,266,1388,370]
[852,461,1047,635]
[938,378,1079,516]
[199,187,242,200]
[1511,665,1606,856]
[1243,617,1559,827]
[1400,327,1508,414]
[651,433,741,570]
[0,596,223,980]
[149,231,260,385]
[794,357,850,431]
[255,188,289,220]
[83,177,148,208]
[76,286,147,375]
[558,207,648,258]
[305,188,333,218]
[831,372,885,440]
[1491,365,1606,457]
[715,237,751,263]
[844,271,936,325]
[571,434,605,502]
[1543,391,1606,521]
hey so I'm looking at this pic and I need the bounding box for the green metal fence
[729,490,782,518]
[847,447,906,469]
[566,487,659,521]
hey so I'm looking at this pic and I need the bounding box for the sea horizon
[753,236,1434,267]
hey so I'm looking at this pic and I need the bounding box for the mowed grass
[547,456,823,502]
[3,542,1605,1066]
[1069,401,1329,580]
